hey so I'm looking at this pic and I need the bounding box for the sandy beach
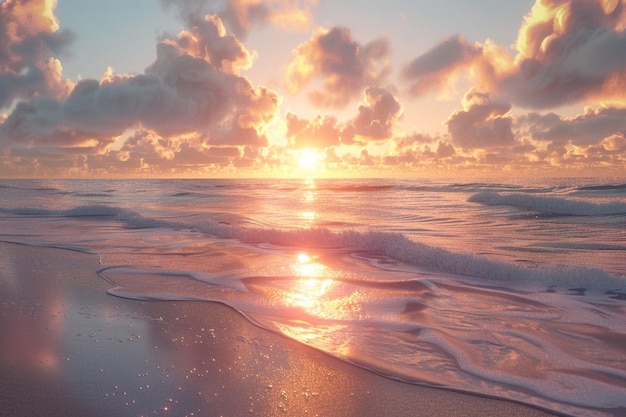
[0,242,560,417]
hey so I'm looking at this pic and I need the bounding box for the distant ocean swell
[1,203,623,292]
[1,178,625,417]
[469,191,626,216]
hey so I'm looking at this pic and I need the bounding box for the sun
[297,149,320,171]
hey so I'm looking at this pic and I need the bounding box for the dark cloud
[286,26,391,108]
[0,69,46,109]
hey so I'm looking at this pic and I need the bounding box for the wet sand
[0,242,559,417]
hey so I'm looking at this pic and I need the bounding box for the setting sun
[297,149,321,171]
[1,2,624,416]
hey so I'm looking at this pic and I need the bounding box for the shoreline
[0,242,560,417]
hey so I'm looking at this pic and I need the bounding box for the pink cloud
[285,112,342,148]
[445,89,514,149]
[402,0,626,109]
[517,106,626,146]
[171,13,254,73]
[344,87,403,142]
[286,26,391,108]
[162,0,315,39]
[401,35,482,97]
[0,9,279,169]
[285,86,402,148]
[505,0,626,107]
[0,0,74,108]
[391,132,438,154]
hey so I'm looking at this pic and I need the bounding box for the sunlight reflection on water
[3,177,625,417]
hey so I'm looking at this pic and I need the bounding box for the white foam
[469,191,626,216]
[3,203,624,291]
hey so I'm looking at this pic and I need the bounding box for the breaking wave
[3,204,623,291]
[468,191,626,216]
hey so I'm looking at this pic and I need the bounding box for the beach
[0,242,561,417]
[1,0,626,414]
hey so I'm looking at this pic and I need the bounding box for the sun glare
[297,149,320,171]
[287,252,334,310]
[294,252,326,277]
[297,252,311,263]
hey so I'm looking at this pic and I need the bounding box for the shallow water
[1,178,625,416]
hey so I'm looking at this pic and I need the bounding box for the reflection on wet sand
[0,243,557,417]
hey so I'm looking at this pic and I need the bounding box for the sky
[0,0,625,178]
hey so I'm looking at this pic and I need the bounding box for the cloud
[0,9,279,172]
[386,131,458,169]
[0,0,75,108]
[517,105,626,146]
[390,131,438,155]
[599,133,626,152]
[436,140,456,158]
[286,26,391,108]
[343,86,402,143]
[505,0,626,107]
[285,112,342,148]
[401,35,482,97]
[92,129,264,175]
[222,0,316,36]
[402,0,626,109]
[161,0,315,39]
[445,89,514,149]
[167,13,254,73]
[285,86,402,148]
[401,35,513,101]
[1,0,623,177]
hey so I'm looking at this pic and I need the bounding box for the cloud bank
[0,1,279,175]
[0,0,624,177]
[402,0,626,108]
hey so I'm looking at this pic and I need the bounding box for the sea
[1,177,625,417]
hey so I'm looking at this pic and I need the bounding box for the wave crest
[3,203,623,291]
[468,191,626,216]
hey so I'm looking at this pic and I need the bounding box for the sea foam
[468,191,626,216]
[3,203,623,291]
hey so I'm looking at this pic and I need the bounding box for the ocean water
[1,178,625,416]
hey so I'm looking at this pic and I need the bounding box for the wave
[468,191,626,216]
[0,183,62,192]
[168,191,221,198]
[316,184,396,192]
[3,204,623,292]
[239,228,624,291]
[576,183,626,192]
